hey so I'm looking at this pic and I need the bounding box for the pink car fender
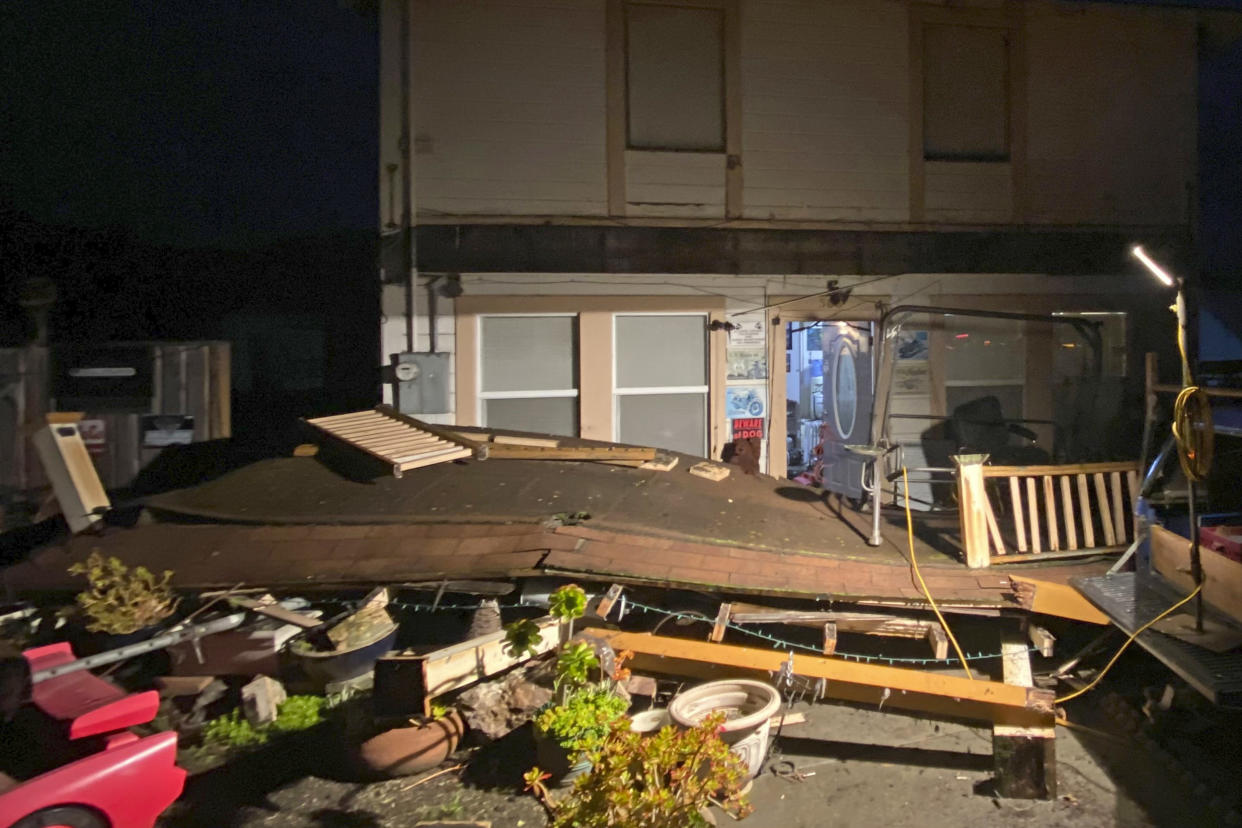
[0,731,186,828]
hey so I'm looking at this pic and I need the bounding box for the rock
[156,675,217,699]
[624,674,659,699]
[241,675,286,726]
[457,662,554,741]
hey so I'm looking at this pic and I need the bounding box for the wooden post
[926,623,948,661]
[992,631,1056,799]
[823,622,838,656]
[954,454,992,568]
[711,603,732,643]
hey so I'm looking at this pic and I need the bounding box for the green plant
[530,712,753,827]
[68,550,178,634]
[534,685,628,755]
[503,617,544,659]
[548,583,587,636]
[202,695,327,749]
[555,641,599,691]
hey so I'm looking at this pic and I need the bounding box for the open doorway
[784,320,874,498]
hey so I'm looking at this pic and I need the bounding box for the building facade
[378,0,1199,479]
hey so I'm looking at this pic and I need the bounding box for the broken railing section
[711,601,950,661]
[955,455,1141,568]
[303,405,659,477]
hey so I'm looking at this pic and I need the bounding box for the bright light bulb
[1131,245,1175,287]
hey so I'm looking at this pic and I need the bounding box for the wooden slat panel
[361,435,446,452]
[396,447,473,470]
[1060,476,1078,550]
[1042,476,1059,552]
[310,411,385,426]
[984,495,1007,557]
[1110,471,1126,542]
[1009,476,1028,553]
[1094,473,1116,546]
[1077,474,1094,548]
[1026,477,1041,554]
[981,461,1139,478]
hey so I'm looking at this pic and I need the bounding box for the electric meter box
[391,352,450,415]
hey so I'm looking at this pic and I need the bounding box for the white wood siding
[408,0,608,217]
[384,0,1196,228]
[741,0,910,222]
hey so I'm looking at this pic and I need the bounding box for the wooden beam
[1028,624,1056,658]
[594,584,624,619]
[711,603,732,643]
[1009,576,1109,625]
[992,631,1057,799]
[389,615,560,716]
[981,462,1140,478]
[586,628,1055,728]
[482,444,657,462]
[228,597,322,629]
[823,622,838,656]
[926,623,948,661]
[728,602,939,639]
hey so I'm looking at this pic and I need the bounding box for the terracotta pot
[668,679,781,780]
[354,710,465,778]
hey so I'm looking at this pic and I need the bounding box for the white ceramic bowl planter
[668,679,781,779]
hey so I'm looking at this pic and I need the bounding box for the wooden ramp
[303,407,477,477]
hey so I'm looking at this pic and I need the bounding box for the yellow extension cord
[902,467,974,680]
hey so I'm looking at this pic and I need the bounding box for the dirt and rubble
[156,689,1221,828]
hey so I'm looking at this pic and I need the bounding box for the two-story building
[377,0,1203,488]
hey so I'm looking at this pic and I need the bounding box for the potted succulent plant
[66,550,179,652]
[525,711,753,827]
[504,584,629,786]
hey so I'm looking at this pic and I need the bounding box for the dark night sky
[4,0,377,249]
[2,0,1240,277]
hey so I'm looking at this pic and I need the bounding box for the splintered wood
[304,408,476,476]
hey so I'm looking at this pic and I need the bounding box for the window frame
[612,311,711,455]
[476,313,580,432]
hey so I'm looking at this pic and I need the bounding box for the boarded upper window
[923,24,1009,161]
[626,4,724,151]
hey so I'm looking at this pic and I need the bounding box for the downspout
[399,0,416,354]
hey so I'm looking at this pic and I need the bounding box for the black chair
[947,395,1050,466]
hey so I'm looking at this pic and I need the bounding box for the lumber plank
[1008,576,1109,624]
[1110,471,1126,542]
[1151,525,1242,626]
[588,628,1055,728]
[1043,476,1059,552]
[1094,473,1116,546]
[1028,624,1056,658]
[711,603,732,643]
[984,496,1007,558]
[1026,477,1041,554]
[927,623,948,661]
[1077,474,1095,548]
[1060,476,1078,551]
[484,445,657,462]
[987,546,1128,565]
[594,584,624,619]
[493,434,560,448]
[401,615,560,715]
[689,461,731,481]
[228,597,323,629]
[955,456,991,568]
[1010,476,1028,553]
